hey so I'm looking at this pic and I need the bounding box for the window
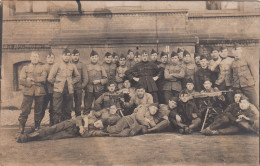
[206,1,239,10]
[206,1,221,10]
[15,1,48,14]
[13,61,30,91]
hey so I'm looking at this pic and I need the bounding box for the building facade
[2,1,260,108]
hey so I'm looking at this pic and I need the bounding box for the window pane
[15,1,32,13]
[33,1,48,12]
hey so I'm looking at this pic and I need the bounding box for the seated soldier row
[17,78,259,143]
[17,44,258,140]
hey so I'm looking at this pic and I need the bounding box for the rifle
[187,90,233,100]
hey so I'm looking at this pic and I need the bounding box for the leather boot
[19,122,25,134]
[34,120,41,131]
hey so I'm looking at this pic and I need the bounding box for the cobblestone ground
[0,126,258,166]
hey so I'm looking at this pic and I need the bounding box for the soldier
[40,52,55,126]
[179,78,200,104]
[126,49,136,68]
[94,81,123,111]
[194,55,214,92]
[157,51,168,104]
[208,47,221,84]
[163,51,185,104]
[177,48,184,66]
[231,44,258,108]
[84,50,108,115]
[71,49,88,117]
[115,54,128,89]
[150,49,161,66]
[169,91,201,134]
[134,51,141,64]
[215,46,234,106]
[125,50,160,103]
[199,80,225,131]
[18,52,47,134]
[112,52,119,67]
[183,50,197,85]
[124,84,154,109]
[48,48,80,124]
[103,52,116,81]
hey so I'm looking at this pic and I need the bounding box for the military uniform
[125,92,153,109]
[194,67,214,92]
[19,63,47,131]
[163,63,185,104]
[126,61,160,103]
[94,91,123,111]
[157,62,167,104]
[48,61,80,124]
[115,65,128,89]
[126,59,136,69]
[73,61,88,117]
[41,64,54,126]
[103,62,116,81]
[84,63,108,114]
[231,57,258,108]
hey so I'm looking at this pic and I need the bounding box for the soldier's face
[171,56,179,64]
[203,49,208,56]
[200,59,208,68]
[119,58,126,66]
[105,55,113,64]
[178,52,184,60]
[134,55,141,63]
[107,84,116,92]
[30,52,39,64]
[180,94,189,103]
[211,50,219,59]
[195,56,201,65]
[94,120,104,129]
[109,105,117,114]
[62,53,71,63]
[234,47,242,59]
[220,49,228,58]
[168,100,177,109]
[234,94,242,103]
[128,52,134,59]
[141,54,149,62]
[239,100,249,110]
[149,106,158,115]
[90,55,99,64]
[160,55,168,64]
[113,56,119,63]
[72,53,80,62]
[184,55,191,63]
[123,80,131,88]
[186,83,194,91]
[203,81,212,90]
[46,54,55,64]
[150,53,158,62]
[136,89,145,98]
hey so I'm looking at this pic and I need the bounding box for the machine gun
[104,92,131,102]
[185,90,233,101]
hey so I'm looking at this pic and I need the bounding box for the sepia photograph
[0,0,259,165]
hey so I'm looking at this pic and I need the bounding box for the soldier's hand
[153,76,159,81]
[133,77,139,82]
[79,126,85,135]
[176,115,182,123]
[93,80,100,85]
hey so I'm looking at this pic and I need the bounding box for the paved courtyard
[0,126,258,166]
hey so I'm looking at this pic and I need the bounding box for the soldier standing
[126,49,136,68]
[157,51,168,104]
[84,50,108,115]
[103,52,116,81]
[115,54,128,89]
[48,48,80,124]
[71,49,88,117]
[177,48,184,66]
[182,50,197,85]
[40,52,55,126]
[125,50,160,103]
[150,49,161,66]
[18,52,47,133]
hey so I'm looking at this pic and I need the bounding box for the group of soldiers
[16,44,259,143]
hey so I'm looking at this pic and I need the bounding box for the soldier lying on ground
[202,94,259,135]
[17,105,122,143]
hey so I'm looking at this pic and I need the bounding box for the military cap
[62,48,71,55]
[203,78,212,84]
[170,51,178,58]
[48,50,54,57]
[127,49,133,54]
[233,43,242,50]
[112,52,119,58]
[219,46,227,51]
[177,48,184,53]
[105,52,112,57]
[134,51,141,57]
[160,51,168,58]
[72,49,80,55]
[183,50,190,57]
[119,53,126,59]
[211,46,219,52]
[141,50,148,55]
[106,80,117,87]
[136,83,145,90]
[169,96,178,102]
[151,49,157,55]
[200,55,208,60]
[90,50,98,57]
[186,78,194,84]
